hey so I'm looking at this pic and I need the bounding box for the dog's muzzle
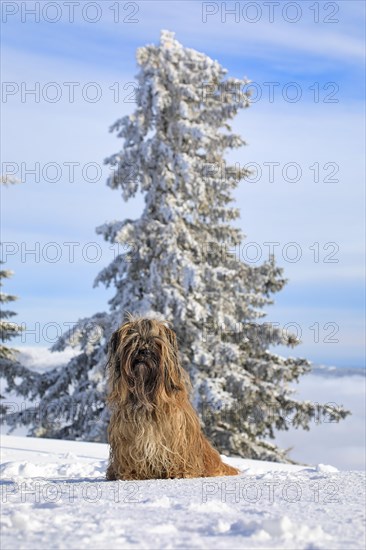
[132,349,153,369]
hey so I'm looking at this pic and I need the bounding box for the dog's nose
[135,348,150,358]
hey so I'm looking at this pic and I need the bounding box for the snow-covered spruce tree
[0,264,33,415]
[3,31,349,458]
[0,179,23,363]
[0,181,39,418]
[0,266,22,359]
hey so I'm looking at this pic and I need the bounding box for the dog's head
[107,317,187,409]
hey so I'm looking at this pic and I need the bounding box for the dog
[106,316,239,480]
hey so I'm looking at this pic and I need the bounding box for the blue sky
[1,0,365,367]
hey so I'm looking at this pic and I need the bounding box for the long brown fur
[106,316,239,480]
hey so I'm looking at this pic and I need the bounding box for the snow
[15,347,79,373]
[1,435,365,549]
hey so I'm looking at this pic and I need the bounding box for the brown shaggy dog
[106,317,239,480]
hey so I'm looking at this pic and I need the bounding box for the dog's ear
[107,329,121,377]
[109,329,121,356]
[162,325,185,392]
[164,325,179,354]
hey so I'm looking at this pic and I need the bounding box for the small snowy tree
[0,265,31,415]
[0,266,22,358]
[2,31,349,458]
[0,181,36,417]
[0,177,23,363]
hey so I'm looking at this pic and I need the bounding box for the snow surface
[1,435,365,549]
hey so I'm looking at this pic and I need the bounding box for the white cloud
[105,1,366,63]
[274,372,366,470]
